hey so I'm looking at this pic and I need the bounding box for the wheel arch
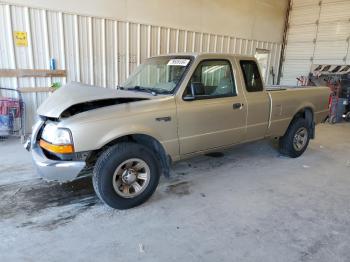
[93,133,172,177]
[285,106,315,139]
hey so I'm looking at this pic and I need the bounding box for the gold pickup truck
[26,53,329,209]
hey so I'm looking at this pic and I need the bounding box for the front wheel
[93,142,160,209]
[279,118,310,158]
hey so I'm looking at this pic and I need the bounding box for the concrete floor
[0,123,350,262]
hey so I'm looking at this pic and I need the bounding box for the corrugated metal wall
[281,0,350,85]
[0,2,282,131]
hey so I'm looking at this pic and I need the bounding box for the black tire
[279,118,310,158]
[93,142,160,209]
[329,115,337,124]
[345,112,350,122]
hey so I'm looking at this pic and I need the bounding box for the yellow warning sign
[14,31,28,47]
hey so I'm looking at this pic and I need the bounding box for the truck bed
[265,86,287,91]
[266,85,330,137]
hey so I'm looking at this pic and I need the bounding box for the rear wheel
[93,142,160,209]
[279,118,310,158]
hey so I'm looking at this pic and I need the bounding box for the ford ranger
[25,53,329,209]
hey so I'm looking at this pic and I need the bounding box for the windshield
[121,56,192,95]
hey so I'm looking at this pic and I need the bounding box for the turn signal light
[39,139,74,154]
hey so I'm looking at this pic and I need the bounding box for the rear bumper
[26,120,85,182]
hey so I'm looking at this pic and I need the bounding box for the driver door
[176,59,247,156]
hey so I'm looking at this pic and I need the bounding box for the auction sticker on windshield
[167,59,190,66]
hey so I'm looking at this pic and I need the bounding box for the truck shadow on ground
[0,139,280,230]
[0,177,98,230]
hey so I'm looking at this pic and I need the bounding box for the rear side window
[240,60,263,92]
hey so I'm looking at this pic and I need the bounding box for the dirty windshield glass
[122,56,192,94]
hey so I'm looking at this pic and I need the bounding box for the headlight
[40,123,74,154]
[41,123,72,144]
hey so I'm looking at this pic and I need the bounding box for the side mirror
[183,82,204,101]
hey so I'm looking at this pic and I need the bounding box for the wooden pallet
[0,69,66,78]
[18,87,55,93]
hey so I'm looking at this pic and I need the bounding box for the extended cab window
[240,60,263,92]
[184,60,236,98]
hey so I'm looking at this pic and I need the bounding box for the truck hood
[37,82,157,118]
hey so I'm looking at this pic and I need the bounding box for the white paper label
[167,59,190,66]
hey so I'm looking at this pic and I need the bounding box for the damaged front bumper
[31,146,86,182]
[25,120,86,182]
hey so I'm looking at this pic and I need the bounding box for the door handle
[232,103,243,110]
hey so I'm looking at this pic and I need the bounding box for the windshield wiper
[151,88,171,94]
[126,86,158,96]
